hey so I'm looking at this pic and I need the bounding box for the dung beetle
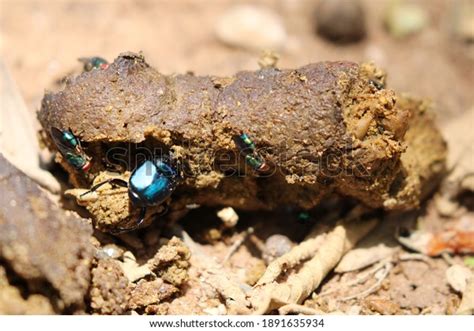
[78,56,109,72]
[234,133,269,173]
[50,127,92,172]
[81,158,179,233]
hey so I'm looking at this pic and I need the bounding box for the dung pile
[38,53,446,232]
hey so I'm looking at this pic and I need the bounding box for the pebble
[384,1,428,38]
[95,244,124,260]
[215,5,287,51]
[263,234,294,263]
[314,0,366,43]
[217,207,239,228]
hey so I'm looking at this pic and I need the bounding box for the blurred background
[0,0,473,122]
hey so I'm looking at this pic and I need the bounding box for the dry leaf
[446,264,473,293]
[397,230,432,255]
[398,227,474,256]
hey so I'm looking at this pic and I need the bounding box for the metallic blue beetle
[81,158,179,234]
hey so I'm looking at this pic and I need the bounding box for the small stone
[215,5,287,51]
[217,207,239,228]
[314,0,366,43]
[263,234,294,263]
[95,244,124,260]
[384,1,428,39]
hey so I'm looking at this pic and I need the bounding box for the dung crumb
[363,297,401,315]
[149,237,191,286]
[129,279,178,310]
[90,260,131,315]
[258,50,280,69]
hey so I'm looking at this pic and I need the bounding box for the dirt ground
[0,0,473,315]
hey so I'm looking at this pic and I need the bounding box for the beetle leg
[80,178,128,197]
[155,204,169,218]
[110,207,147,235]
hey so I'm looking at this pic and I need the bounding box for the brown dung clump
[38,53,446,232]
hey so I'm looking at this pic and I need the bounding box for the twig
[202,270,251,315]
[318,257,391,297]
[399,252,433,266]
[222,227,254,264]
[179,227,251,314]
[339,262,393,301]
[441,252,456,266]
[255,227,328,286]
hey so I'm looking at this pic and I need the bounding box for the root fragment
[202,270,251,315]
[278,303,325,315]
[178,228,251,314]
[222,227,254,264]
[339,262,393,301]
[249,217,378,314]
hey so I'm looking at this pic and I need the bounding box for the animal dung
[38,53,446,232]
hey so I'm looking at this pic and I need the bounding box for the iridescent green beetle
[234,133,269,173]
[78,56,109,72]
[50,127,92,172]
